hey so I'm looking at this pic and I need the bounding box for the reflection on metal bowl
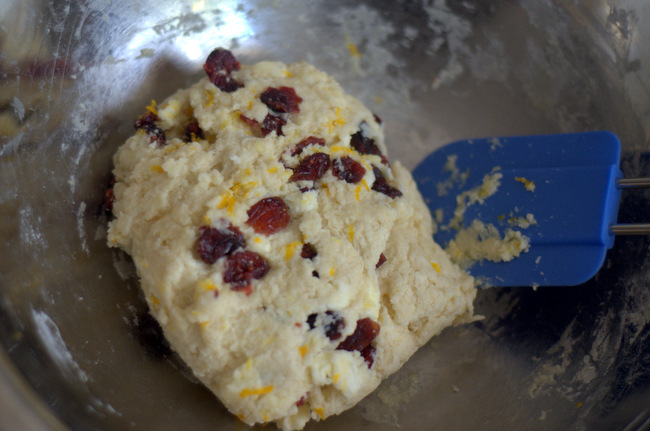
[1,0,649,430]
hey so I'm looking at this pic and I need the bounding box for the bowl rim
[0,346,68,431]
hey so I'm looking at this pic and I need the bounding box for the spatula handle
[610,177,650,234]
[610,224,650,235]
[616,177,650,189]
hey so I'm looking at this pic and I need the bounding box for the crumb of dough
[515,176,536,192]
[507,213,537,229]
[436,154,469,197]
[107,48,475,430]
[446,219,530,269]
[448,170,502,230]
[435,165,533,270]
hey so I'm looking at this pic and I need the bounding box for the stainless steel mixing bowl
[1,0,650,430]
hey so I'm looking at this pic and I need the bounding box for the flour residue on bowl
[527,272,650,416]
[359,371,422,427]
[32,309,124,418]
[32,309,89,383]
[320,3,408,102]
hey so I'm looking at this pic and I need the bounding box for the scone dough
[108,50,475,430]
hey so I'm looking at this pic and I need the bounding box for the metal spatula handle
[616,177,650,188]
[611,177,650,235]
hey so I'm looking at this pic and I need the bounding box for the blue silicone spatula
[412,131,650,287]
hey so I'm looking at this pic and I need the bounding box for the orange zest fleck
[204,90,214,108]
[330,145,353,155]
[286,241,301,260]
[321,183,331,197]
[145,99,158,115]
[329,107,346,132]
[199,279,218,292]
[240,385,274,398]
[217,191,236,215]
[347,42,362,58]
[515,176,536,192]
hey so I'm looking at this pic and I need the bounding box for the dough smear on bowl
[107,48,475,430]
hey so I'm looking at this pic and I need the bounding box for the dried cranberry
[184,120,205,142]
[291,136,326,157]
[312,270,320,278]
[371,166,402,199]
[350,131,380,156]
[373,113,383,125]
[203,48,244,92]
[246,197,290,235]
[296,394,309,407]
[260,86,303,113]
[134,112,159,130]
[133,113,166,145]
[360,344,376,368]
[336,318,380,352]
[307,313,317,330]
[300,243,318,260]
[376,253,387,268]
[350,131,387,164]
[196,223,245,264]
[261,114,286,136]
[223,251,270,292]
[239,114,259,128]
[280,137,326,169]
[103,175,116,216]
[204,48,241,74]
[103,187,114,213]
[323,311,345,341]
[145,124,167,146]
[289,153,331,182]
[306,311,345,340]
[212,75,244,93]
[240,113,290,138]
[332,156,366,184]
[239,114,262,136]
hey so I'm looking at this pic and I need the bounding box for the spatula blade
[413,131,622,287]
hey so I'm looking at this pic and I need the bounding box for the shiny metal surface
[1,0,650,430]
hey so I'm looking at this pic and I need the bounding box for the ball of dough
[108,48,475,430]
